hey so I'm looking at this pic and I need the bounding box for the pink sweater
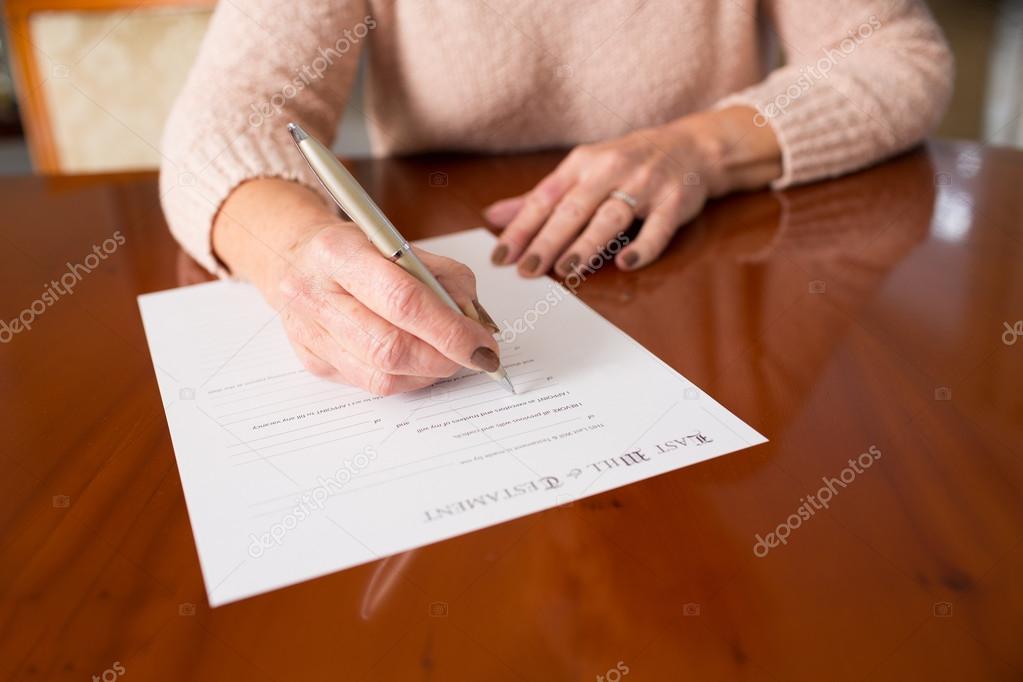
[160,0,953,275]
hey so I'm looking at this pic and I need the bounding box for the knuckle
[370,327,410,372]
[641,221,677,250]
[348,241,379,264]
[286,320,312,346]
[308,229,340,262]
[501,225,534,250]
[367,369,399,396]
[599,149,628,173]
[452,262,476,288]
[434,316,474,356]
[658,187,687,214]
[631,163,657,187]
[574,235,606,261]
[555,196,584,220]
[568,145,592,164]
[383,278,424,322]
[644,198,671,221]
[597,200,632,226]
[436,257,476,290]
[309,227,333,247]
[301,288,330,321]
[527,233,558,252]
[295,346,332,378]
[304,358,333,379]
[278,274,301,300]
[294,321,329,354]
[525,189,552,213]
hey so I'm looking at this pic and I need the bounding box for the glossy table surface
[1,141,1021,681]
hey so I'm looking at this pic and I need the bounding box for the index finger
[333,243,502,373]
[491,161,577,265]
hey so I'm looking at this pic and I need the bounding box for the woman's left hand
[483,121,720,277]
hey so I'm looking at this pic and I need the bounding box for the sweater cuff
[715,77,892,190]
[160,128,333,279]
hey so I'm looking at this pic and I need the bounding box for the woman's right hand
[266,222,502,395]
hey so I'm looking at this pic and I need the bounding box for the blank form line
[417,382,560,421]
[233,427,385,465]
[415,386,506,417]
[226,410,375,446]
[417,394,514,421]
[371,416,583,477]
[211,378,325,405]
[220,393,363,425]
[249,460,461,519]
[215,386,351,418]
[229,420,375,455]
[398,367,543,406]
[204,370,306,397]
[416,369,546,414]
[247,415,586,509]
[258,414,580,502]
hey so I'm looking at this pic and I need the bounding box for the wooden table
[2,141,1021,681]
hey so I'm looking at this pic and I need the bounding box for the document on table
[138,228,766,606]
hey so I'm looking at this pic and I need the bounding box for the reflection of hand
[262,222,502,395]
[733,150,935,266]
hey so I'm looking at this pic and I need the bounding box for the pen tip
[502,375,516,394]
[287,122,308,143]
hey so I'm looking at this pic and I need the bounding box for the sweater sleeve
[715,0,954,189]
[159,0,369,276]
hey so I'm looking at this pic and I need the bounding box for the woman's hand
[211,178,503,396]
[269,223,502,395]
[276,223,503,395]
[484,107,781,276]
[484,124,715,276]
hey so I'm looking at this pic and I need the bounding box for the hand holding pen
[218,124,513,397]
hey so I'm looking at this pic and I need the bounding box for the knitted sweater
[159,0,953,275]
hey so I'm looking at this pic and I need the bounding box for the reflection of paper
[138,228,766,606]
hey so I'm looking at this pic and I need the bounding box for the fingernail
[470,346,500,372]
[622,251,639,269]
[521,253,541,274]
[558,254,580,274]
[491,243,509,265]
[472,299,500,334]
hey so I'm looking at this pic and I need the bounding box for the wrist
[660,106,781,197]
[657,115,729,197]
[255,220,333,304]
[211,178,339,294]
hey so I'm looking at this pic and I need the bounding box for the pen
[287,122,515,394]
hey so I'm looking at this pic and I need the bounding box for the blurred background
[0,0,1020,175]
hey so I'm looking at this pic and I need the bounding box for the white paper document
[138,228,766,606]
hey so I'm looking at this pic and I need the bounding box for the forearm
[661,105,782,197]
[211,179,344,303]
[158,0,369,277]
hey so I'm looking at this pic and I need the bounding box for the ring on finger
[609,189,640,211]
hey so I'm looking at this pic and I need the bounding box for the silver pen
[288,122,515,394]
